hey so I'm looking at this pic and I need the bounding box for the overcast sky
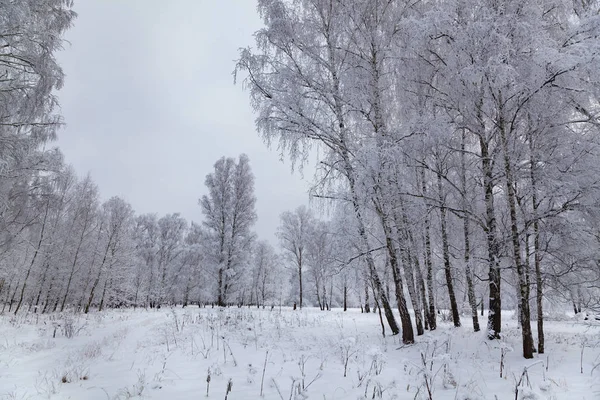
[55,1,312,244]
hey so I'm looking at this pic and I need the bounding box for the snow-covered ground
[1,307,598,400]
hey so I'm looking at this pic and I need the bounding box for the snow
[1,308,598,400]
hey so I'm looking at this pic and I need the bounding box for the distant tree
[250,240,280,308]
[132,213,159,307]
[85,197,133,313]
[156,213,187,306]
[277,206,315,309]
[200,154,257,306]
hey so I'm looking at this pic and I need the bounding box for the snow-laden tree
[200,154,257,306]
[0,0,75,252]
[237,0,404,339]
[306,220,335,310]
[156,213,187,306]
[239,0,600,354]
[133,213,159,307]
[84,197,134,313]
[178,222,207,307]
[249,240,281,308]
[277,205,315,308]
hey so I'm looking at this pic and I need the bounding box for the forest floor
[0,307,599,400]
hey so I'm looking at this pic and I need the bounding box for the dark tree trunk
[2,279,14,313]
[298,261,303,309]
[15,203,50,315]
[217,267,224,307]
[384,234,414,343]
[437,172,461,328]
[372,284,385,337]
[8,279,20,312]
[364,279,371,313]
[421,168,437,330]
[480,136,502,339]
[395,207,424,336]
[348,173,399,335]
[499,118,534,359]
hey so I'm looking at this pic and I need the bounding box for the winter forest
[1,1,600,399]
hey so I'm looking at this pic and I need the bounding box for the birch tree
[200,154,257,306]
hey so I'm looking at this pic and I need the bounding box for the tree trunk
[421,168,437,330]
[8,279,20,313]
[528,134,544,354]
[464,218,480,332]
[364,278,371,313]
[41,269,57,314]
[480,135,502,339]
[32,257,51,313]
[412,250,430,331]
[499,115,534,358]
[298,261,303,309]
[217,267,224,307]
[460,130,480,332]
[98,278,111,312]
[437,172,461,327]
[2,278,14,313]
[382,220,415,343]
[85,238,112,314]
[60,228,86,312]
[347,171,399,335]
[396,234,423,335]
[14,203,50,315]
[399,205,427,335]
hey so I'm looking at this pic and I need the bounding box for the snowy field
[1,308,599,400]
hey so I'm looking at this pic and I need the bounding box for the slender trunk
[2,279,14,313]
[464,221,480,332]
[460,130,480,332]
[298,257,303,309]
[499,116,533,358]
[33,258,51,313]
[364,278,371,313]
[42,269,57,314]
[480,135,502,339]
[399,205,427,335]
[217,267,224,307]
[437,172,461,327]
[348,172,399,335]
[98,278,111,312]
[372,283,385,337]
[414,256,430,331]
[380,212,414,343]
[85,234,112,314]
[323,282,327,311]
[402,248,424,335]
[60,227,87,312]
[421,168,437,330]
[15,203,50,315]
[316,277,323,310]
[8,279,20,312]
[528,134,544,354]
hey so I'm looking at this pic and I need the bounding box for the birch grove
[1,0,600,363]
